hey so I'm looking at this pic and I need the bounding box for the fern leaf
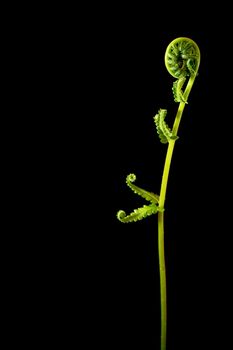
[172,76,187,103]
[154,119,168,144]
[117,204,159,223]
[126,174,159,203]
[154,109,178,143]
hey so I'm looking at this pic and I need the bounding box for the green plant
[116,37,201,350]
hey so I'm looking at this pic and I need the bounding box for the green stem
[158,74,197,350]
[158,210,167,350]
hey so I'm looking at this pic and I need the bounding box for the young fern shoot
[116,37,201,350]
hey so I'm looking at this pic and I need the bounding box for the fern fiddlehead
[165,37,200,79]
[165,37,200,105]
[116,37,200,350]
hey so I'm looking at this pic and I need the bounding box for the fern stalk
[116,37,200,350]
[159,67,198,349]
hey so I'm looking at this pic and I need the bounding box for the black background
[6,8,233,350]
[52,28,230,349]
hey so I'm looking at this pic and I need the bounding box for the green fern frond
[126,174,159,203]
[154,109,178,144]
[172,77,187,103]
[117,204,160,223]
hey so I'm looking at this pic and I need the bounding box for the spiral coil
[165,37,200,79]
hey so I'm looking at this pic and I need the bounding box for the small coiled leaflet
[165,37,200,79]
[116,174,162,223]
